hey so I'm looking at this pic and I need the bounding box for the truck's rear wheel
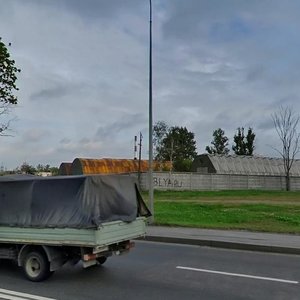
[23,251,53,282]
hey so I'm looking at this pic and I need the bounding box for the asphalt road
[0,241,299,300]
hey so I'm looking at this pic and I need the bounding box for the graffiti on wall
[153,176,183,188]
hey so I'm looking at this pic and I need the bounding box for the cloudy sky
[1,0,300,170]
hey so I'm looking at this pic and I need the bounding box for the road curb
[143,235,300,255]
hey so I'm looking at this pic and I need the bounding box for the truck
[0,174,150,281]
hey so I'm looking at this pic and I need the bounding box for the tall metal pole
[148,0,154,223]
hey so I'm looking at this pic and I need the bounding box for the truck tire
[23,251,53,282]
[97,256,107,265]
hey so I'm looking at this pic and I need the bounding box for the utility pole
[138,132,142,187]
[134,135,138,160]
[148,0,154,223]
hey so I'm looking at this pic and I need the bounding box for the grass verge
[142,190,300,233]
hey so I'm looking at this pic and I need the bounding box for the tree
[49,166,59,176]
[36,164,59,175]
[272,106,300,191]
[36,164,51,172]
[245,127,255,155]
[232,127,246,155]
[153,121,169,162]
[232,127,255,155]
[173,159,194,172]
[0,38,20,135]
[20,162,36,175]
[36,164,44,172]
[160,126,197,172]
[206,128,229,155]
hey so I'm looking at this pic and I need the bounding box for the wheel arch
[18,245,66,270]
[18,245,47,267]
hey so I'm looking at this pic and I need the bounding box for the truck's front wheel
[23,251,53,282]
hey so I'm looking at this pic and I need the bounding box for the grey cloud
[21,0,145,20]
[59,138,71,144]
[208,18,254,44]
[60,0,144,19]
[79,137,90,144]
[95,113,146,140]
[246,65,264,82]
[214,112,233,125]
[0,1,14,18]
[257,119,274,131]
[162,0,253,41]
[162,0,300,41]
[22,129,50,143]
[30,85,69,102]
[268,96,300,111]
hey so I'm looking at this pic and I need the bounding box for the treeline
[153,121,257,172]
[206,127,256,156]
[0,163,59,176]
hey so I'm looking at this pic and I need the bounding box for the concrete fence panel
[140,172,300,191]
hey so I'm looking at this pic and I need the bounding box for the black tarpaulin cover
[0,174,150,228]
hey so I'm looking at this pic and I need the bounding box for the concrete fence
[139,172,300,191]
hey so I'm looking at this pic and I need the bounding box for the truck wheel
[97,256,107,265]
[23,251,53,282]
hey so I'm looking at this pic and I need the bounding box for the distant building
[36,172,52,177]
[59,162,72,175]
[59,158,172,175]
[191,154,300,176]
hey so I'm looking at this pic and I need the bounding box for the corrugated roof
[197,154,300,176]
[58,162,72,175]
[72,158,149,175]
[59,158,172,175]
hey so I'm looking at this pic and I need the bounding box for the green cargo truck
[0,174,150,281]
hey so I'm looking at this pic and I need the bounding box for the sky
[1,0,300,170]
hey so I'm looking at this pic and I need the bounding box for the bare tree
[0,105,14,136]
[272,106,300,191]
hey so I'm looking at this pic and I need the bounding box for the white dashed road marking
[0,288,57,300]
[176,266,299,285]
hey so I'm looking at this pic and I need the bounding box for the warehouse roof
[192,154,300,176]
[59,158,172,175]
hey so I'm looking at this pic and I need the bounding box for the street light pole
[148,0,154,223]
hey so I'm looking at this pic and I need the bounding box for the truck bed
[0,217,146,247]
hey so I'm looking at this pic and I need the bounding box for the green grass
[141,190,300,233]
[142,190,300,202]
